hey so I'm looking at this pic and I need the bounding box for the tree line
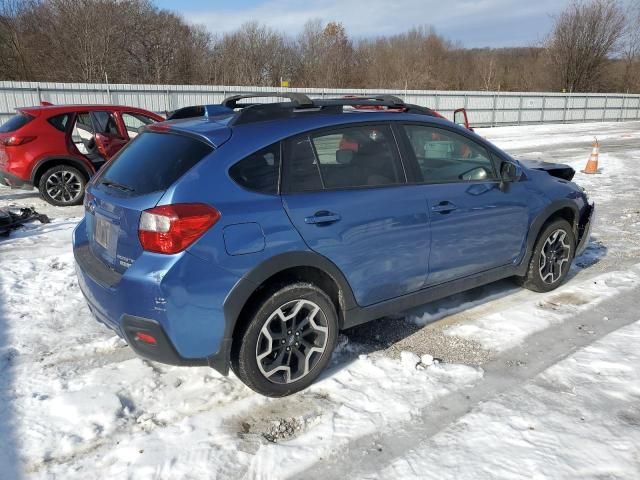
[0,0,638,93]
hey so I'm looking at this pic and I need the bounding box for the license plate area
[94,214,118,258]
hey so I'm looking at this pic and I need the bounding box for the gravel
[345,316,493,366]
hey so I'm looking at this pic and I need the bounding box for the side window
[282,136,323,193]
[403,125,497,183]
[91,111,120,136]
[310,125,403,189]
[47,113,71,132]
[122,112,156,139]
[229,143,281,194]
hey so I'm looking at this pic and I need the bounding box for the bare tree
[620,2,640,92]
[547,0,626,92]
[357,26,452,90]
[0,0,638,93]
[296,20,356,87]
[0,0,32,79]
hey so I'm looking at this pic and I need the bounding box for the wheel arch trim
[31,155,94,185]
[215,251,357,373]
[520,200,580,273]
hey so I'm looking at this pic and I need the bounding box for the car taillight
[2,136,36,146]
[139,203,220,254]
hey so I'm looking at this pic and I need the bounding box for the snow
[360,320,640,480]
[1,120,640,478]
[444,264,640,352]
[0,216,482,478]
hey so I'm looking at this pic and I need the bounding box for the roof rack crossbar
[222,92,314,109]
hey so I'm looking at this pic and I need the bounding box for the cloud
[179,0,570,47]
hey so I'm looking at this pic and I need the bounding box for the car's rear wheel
[232,282,338,397]
[518,219,575,292]
[39,165,86,206]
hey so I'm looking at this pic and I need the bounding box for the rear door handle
[431,201,458,214]
[305,211,341,225]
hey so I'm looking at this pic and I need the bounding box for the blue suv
[73,94,594,396]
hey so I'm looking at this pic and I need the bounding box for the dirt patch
[538,292,590,310]
[232,392,328,444]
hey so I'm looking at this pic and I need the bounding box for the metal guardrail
[0,81,638,127]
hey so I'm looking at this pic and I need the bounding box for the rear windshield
[98,131,213,195]
[0,113,34,133]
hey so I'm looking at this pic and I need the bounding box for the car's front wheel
[232,282,338,397]
[38,165,86,206]
[518,218,575,292]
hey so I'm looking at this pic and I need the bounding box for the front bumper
[575,202,595,257]
[0,169,32,189]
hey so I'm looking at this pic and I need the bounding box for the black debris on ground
[0,207,50,236]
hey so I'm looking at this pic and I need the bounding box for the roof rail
[328,94,404,106]
[222,92,314,109]
[225,93,438,126]
[317,95,406,107]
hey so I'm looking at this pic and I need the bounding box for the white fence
[1,81,639,127]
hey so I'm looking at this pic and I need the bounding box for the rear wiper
[100,179,135,192]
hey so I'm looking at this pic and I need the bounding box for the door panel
[283,188,430,306]
[281,124,430,306]
[425,182,529,285]
[398,123,530,285]
[94,132,127,159]
[92,111,128,159]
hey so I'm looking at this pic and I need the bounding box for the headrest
[336,149,354,164]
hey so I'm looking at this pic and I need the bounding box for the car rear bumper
[576,202,595,257]
[121,315,209,367]
[73,219,239,374]
[0,169,32,189]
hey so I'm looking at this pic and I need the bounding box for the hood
[520,159,575,181]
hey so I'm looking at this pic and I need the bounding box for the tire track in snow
[301,285,640,480]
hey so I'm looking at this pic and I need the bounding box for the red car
[0,104,164,206]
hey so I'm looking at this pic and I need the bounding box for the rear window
[99,132,213,195]
[0,113,34,133]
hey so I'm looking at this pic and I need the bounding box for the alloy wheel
[538,228,571,284]
[255,299,329,384]
[45,170,83,203]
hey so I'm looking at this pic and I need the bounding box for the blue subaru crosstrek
[73,94,594,396]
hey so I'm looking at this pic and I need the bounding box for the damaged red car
[0,104,163,206]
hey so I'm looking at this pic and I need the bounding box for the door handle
[305,211,341,225]
[431,202,458,214]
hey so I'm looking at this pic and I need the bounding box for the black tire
[38,165,87,207]
[231,282,338,397]
[517,219,575,293]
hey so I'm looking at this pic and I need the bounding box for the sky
[152,0,580,48]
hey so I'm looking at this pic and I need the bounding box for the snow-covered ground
[1,120,639,479]
[360,320,640,480]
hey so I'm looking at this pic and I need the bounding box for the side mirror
[500,161,523,183]
[453,108,473,131]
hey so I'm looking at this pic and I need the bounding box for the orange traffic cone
[581,138,600,174]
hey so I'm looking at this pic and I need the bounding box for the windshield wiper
[100,179,135,192]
